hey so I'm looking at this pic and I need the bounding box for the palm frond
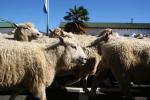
[63,5,90,34]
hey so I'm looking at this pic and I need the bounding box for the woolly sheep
[89,29,150,100]
[49,28,101,74]
[48,28,102,93]
[0,37,87,100]
[13,22,42,41]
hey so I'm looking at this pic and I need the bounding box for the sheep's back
[101,37,150,69]
[0,40,52,88]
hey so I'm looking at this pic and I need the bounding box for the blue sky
[0,0,150,32]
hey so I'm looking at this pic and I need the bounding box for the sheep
[0,36,87,100]
[89,28,150,100]
[13,22,42,41]
[49,28,101,73]
[48,28,102,93]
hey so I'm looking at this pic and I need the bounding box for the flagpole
[46,0,49,36]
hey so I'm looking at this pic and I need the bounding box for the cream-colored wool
[49,29,101,75]
[0,37,86,100]
[73,34,101,75]
[90,30,150,99]
[48,28,103,94]
[13,22,42,41]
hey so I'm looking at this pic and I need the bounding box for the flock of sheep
[0,22,150,100]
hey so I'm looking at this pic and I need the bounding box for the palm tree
[63,5,90,34]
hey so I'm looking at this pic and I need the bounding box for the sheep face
[90,28,120,47]
[29,27,42,39]
[49,28,63,38]
[14,25,42,41]
[57,37,87,69]
[49,28,73,38]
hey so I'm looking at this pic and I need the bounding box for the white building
[59,22,150,36]
[0,21,15,33]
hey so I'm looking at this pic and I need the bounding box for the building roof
[0,21,15,28]
[59,22,150,29]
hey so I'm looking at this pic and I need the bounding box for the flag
[43,0,49,35]
[44,0,48,13]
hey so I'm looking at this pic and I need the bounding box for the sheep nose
[36,33,42,37]
[79,57,87,65]
[36,33,40,36]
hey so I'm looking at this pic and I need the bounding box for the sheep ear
[60,30,66,37]
[49,28,52,33]
[105,33,109,38]
[88,33,109,47]
[103,33,109,42]
[59,36,65,45]
[13,23,19,28]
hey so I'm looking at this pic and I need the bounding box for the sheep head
[14,22,42,41]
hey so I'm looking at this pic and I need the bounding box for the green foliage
[63,5,90,34]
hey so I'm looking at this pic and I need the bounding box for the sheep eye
[71,46,77,49]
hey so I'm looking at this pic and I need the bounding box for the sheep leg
[89,69,108,100]
[65,73,90,94]
[112,68,134,100]
[82,57,97,94]
[9,89,23,100]
[82,75,90,94]
[31,84,47,100]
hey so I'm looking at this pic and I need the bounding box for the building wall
[87,28,150,36]
[0,28,15,33]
